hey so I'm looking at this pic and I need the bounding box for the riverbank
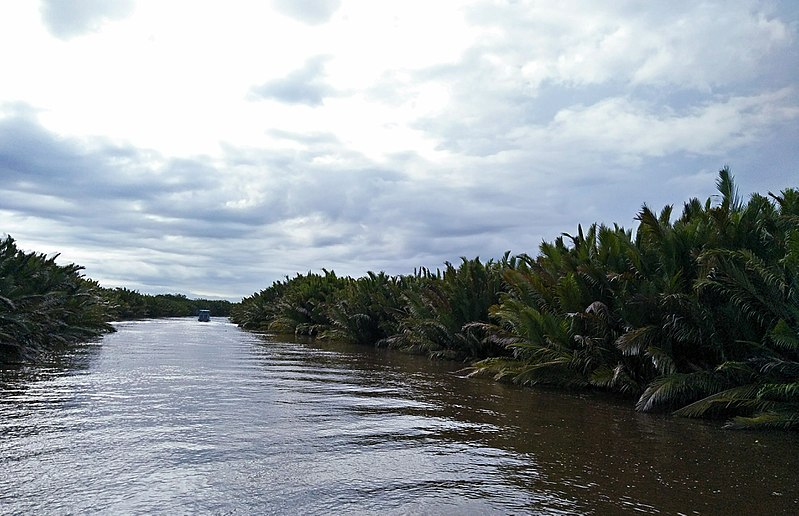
[0,235,233,364]
[232,169,799,430]
[4,168,797,429]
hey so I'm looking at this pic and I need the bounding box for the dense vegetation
[100,288,233,320]
[232,169,799,430]
[0,236,114,363]
[0,236,232,364]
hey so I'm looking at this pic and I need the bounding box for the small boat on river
[198,310,211,322]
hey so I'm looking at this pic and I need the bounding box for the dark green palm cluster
[381,259,508,360]
[0,236,115,363]
[231,259,508,361]
[234,169,799,429]
[477,169,799,429]
[234,269,399,341]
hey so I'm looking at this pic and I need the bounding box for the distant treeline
[0,235,232,364]
[231,168,799,430]
[101,288,233,320]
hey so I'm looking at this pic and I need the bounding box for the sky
[1,1,797,301]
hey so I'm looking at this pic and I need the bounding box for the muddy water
[1,318,796,514]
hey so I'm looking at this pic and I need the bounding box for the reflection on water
[1,318,797,514]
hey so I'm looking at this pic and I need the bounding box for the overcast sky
[1,1,797,300]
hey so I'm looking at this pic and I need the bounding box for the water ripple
[1,318,797,515]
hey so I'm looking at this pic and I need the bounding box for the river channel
[1,318,797,514]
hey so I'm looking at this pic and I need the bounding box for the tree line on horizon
[231,168,799,430]
[0,237,232,364]
[103,288,233,320]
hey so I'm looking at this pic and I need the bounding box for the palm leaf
[725,408,799,430]
[636,371,725,412]
[672,384,768,418]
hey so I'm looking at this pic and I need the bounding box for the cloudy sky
[1,1,797,300]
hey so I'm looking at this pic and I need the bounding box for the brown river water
[1,317,797,514]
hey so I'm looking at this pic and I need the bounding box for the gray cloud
[271,0,341,25]
[1,98,794,300]
[265,129,341,146]
[39,0,135,39]
[0,108,544,297]
[0,110,149,203]
[250,56,336,106]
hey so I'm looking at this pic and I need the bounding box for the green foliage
[0,236,115,363]
[383,257,509,360]
[233,258,508,361]
[235,168,799,430]
[231,270,349,337]
[0,236,233,363]
[483,169,799,428]
[324,271,408,346]
[100,288,233,320]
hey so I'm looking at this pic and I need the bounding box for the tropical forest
[3,169,798,430]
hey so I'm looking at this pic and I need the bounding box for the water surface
[1,318,796,514]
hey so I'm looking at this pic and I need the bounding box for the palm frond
[636,371,725,412]
[672,384,768,418]
[725,408,799,430]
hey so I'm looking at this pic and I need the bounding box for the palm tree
[634,178,799,429]
[383,258,507,360]
[324,271,407,346]
[0,236,114,363]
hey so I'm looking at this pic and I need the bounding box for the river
[1,317,797,514]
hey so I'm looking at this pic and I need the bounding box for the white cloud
[546,89,799,158]
[271,0,342,25]
[467,1,793,91]
[39,0,135,39]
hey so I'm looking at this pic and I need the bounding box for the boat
[198,309,211,322]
